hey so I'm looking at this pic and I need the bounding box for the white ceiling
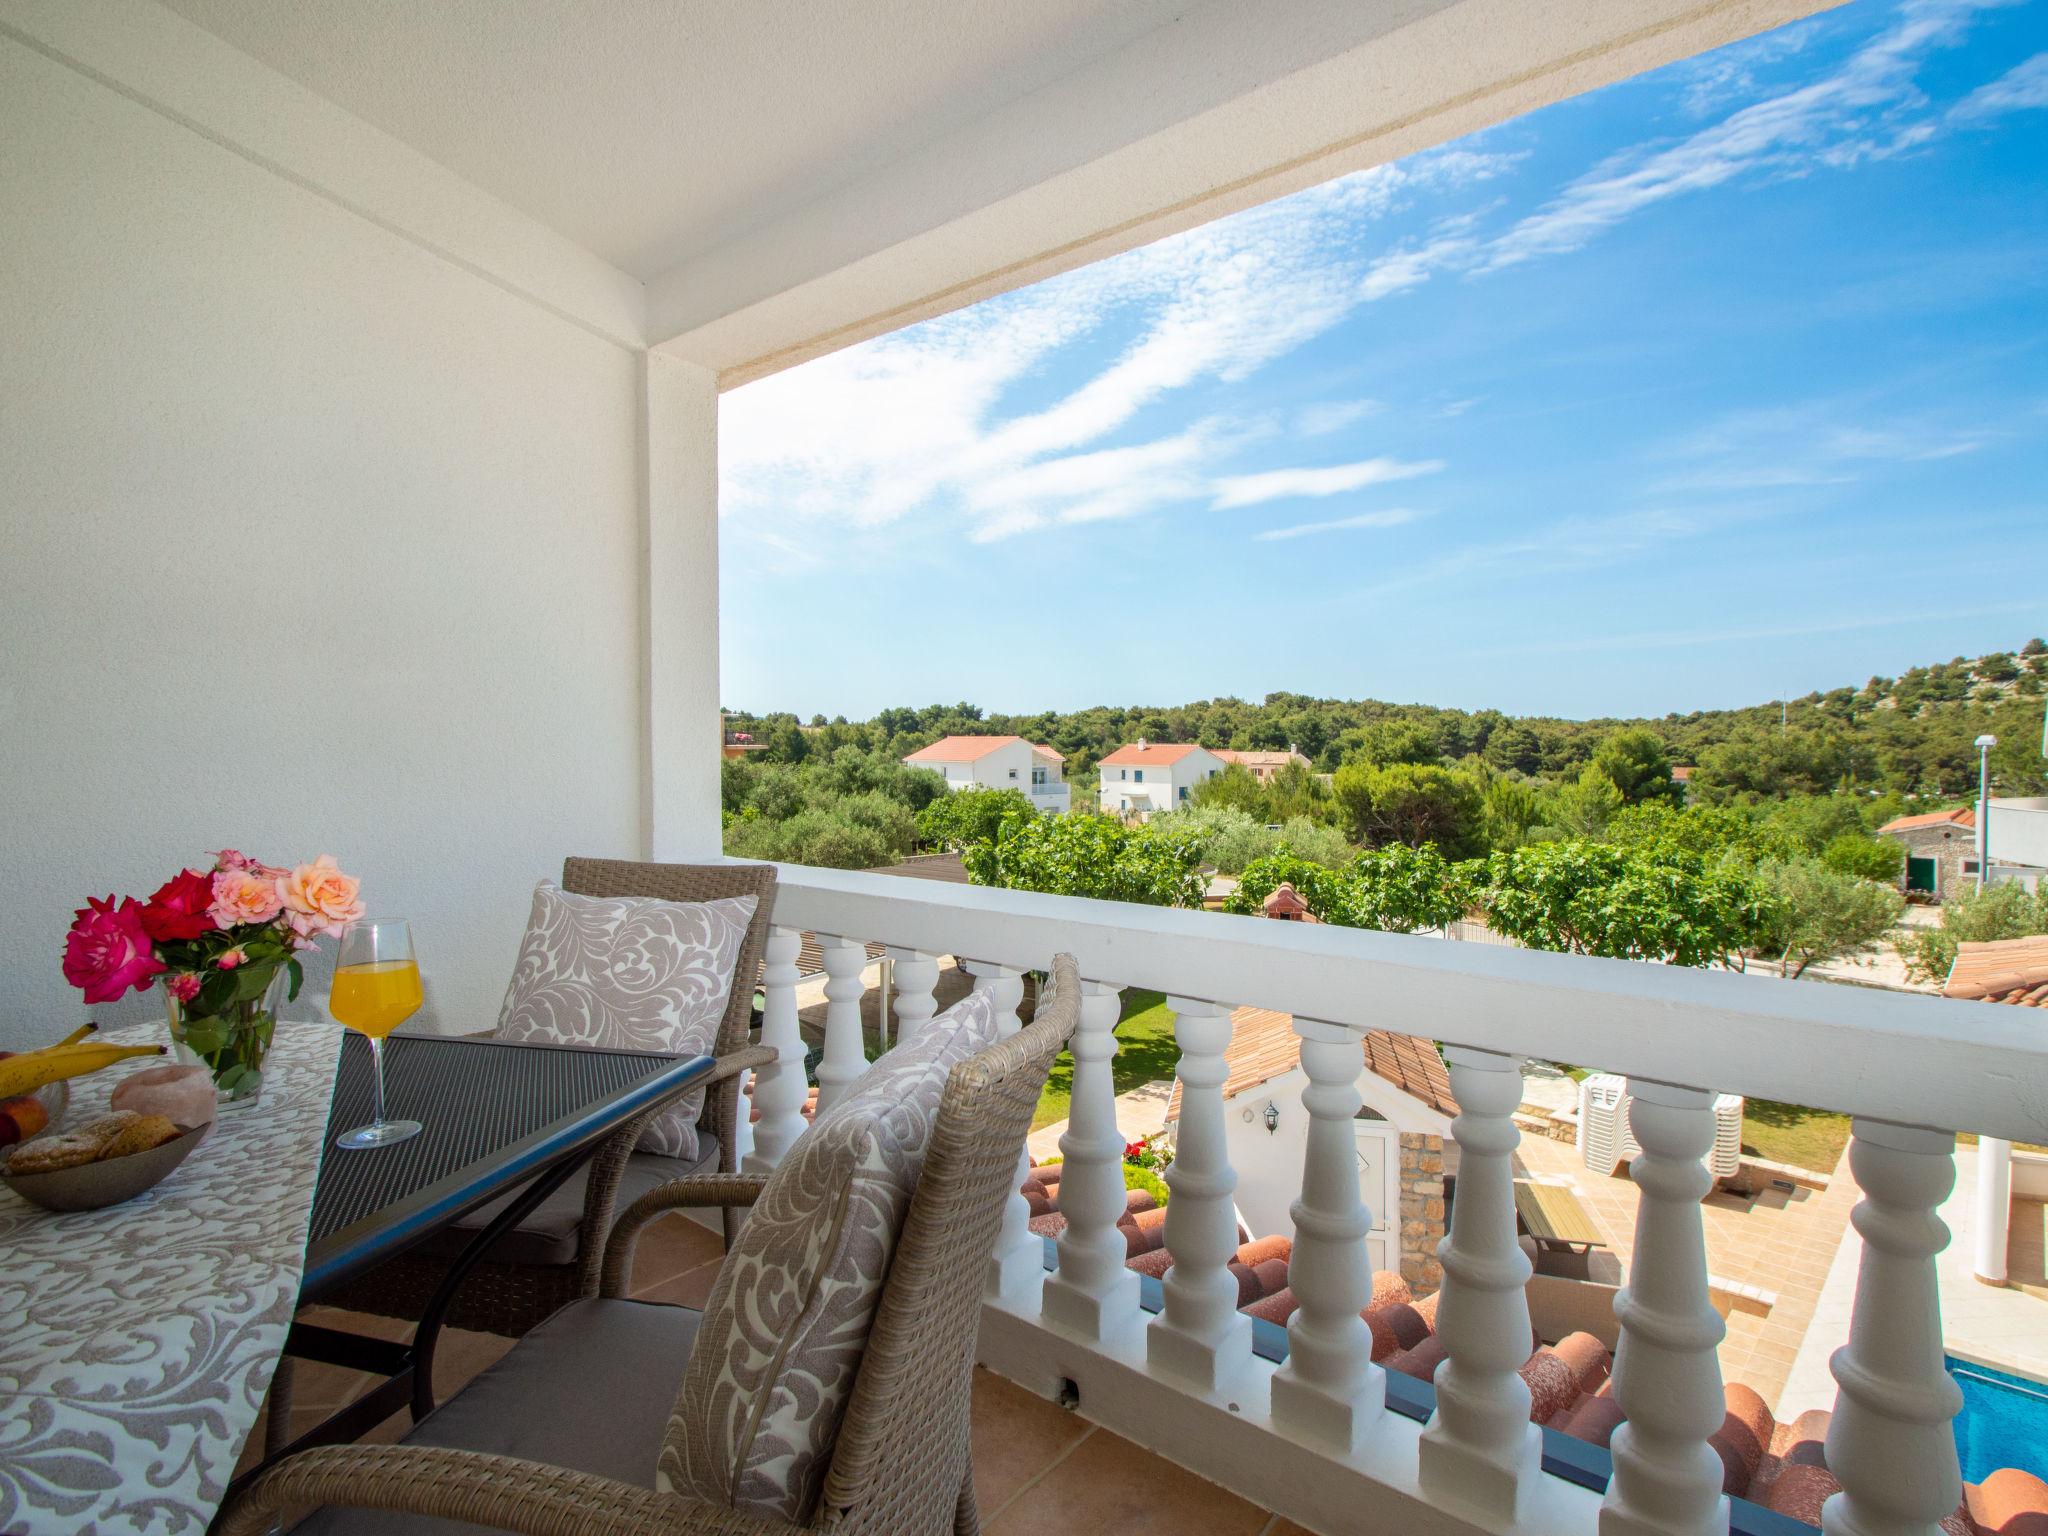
[160,0,1193,282]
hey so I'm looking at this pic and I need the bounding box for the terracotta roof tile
[1031,743,1065,762]
[1165,1006,1458,1121]
[1100,742,1209,767]
[903,734,1025,763]
[1214,749,1307,769]
[1879,807,1977,834]
[1945,936,2048,1004]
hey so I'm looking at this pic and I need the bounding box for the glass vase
[163,966,286,1108]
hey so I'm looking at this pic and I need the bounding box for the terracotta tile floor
[241,1213,1297,1534]
[1515,1130,1861,1404]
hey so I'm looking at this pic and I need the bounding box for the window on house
[1179,786,1189,801]
[1009,769,1018,779]
[1134,770,1144,783]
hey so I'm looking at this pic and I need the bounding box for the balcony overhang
[105,0,1842,385]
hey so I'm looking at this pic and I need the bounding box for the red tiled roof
[1163,1006,1458,1121]
[1031,743,1065,762]
[1024,1152,2045,1529]
[903,734,1025,764]
[1945,936,2048,1005]
[1880,807,1976,834]
[1670,765,1694,782]
[1214,749,1306,769]
[1100,742,1208,766]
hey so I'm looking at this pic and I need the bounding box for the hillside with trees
[719,640,2048,976]
[726,639,2048,805]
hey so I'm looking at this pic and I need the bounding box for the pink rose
[211,849,250,871]
[62,896,168,1004]
[218,947,247,970]
[210,868,284,930]
[279,855,364,941]
[166,972,202,1003]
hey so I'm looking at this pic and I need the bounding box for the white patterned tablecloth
[0,1021,344,1535]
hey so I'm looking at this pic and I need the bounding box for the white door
[1355,1123,1399,1277]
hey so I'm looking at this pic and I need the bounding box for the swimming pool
[1947,1354,2048,1482]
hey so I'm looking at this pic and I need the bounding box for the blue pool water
[1947,1354,2048,1482]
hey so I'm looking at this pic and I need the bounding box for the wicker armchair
[327,857,777,1337]
[222,956,1082,1536]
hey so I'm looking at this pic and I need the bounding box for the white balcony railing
[734,859,2048,1536]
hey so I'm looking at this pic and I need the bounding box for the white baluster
[885,947,939,1048]
[1271,1018,1381,1452]
[1042,979,1141,1341]
[1149,997,1251,1394]
[731,1069,756,1165]
[1420,1047,1541,1516]
[1822,1122,1962,1536]
[744,926,807,1175]
[966,959,1041,1303]
[814,936,868,1115]
[1601,1081,1729,1536]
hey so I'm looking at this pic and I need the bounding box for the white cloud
[1478,0,2005,273]
[721,146,1515,546]
[1357,508,1702,599]
[962,424,1225,542]
[1211,457,1443,509]
[1296,398,1381,435]
[1652,400,1990,492]
[1483,599,2046,657]
[722,2,2019,554]
[1953,52,2048,117]
[1254,508,1427,542]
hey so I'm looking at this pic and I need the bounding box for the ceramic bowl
[1,1122,210,1212]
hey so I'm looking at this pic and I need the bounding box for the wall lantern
[1263,1102,1280,1135]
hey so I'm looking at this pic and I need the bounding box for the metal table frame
[226,1035,714,1501]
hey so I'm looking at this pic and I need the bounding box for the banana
[0,1042,165,1098]
[55,1021,98,1049]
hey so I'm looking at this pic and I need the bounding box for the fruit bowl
[1,1122,210,1212]
[32,1080,68,1136]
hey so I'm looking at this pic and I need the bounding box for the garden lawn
[1032,989,1180,1132]
[1740,1099,1852,1174]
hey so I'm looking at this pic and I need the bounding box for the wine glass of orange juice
[331,918,424,1149]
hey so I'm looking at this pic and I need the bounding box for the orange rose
[279,855,364,940]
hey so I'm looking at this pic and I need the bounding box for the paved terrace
[1514,1129,1861,1405]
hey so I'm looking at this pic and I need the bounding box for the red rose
[63,895,168,1004]
[139,869,218,943]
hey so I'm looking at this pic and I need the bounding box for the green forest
[719,640,2048,979]
[726,639,2048,804]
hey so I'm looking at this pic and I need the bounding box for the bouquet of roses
[63,851,363,1100]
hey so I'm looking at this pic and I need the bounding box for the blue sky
[719,0,2048,722]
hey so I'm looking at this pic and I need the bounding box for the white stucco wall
[1987,798,2048,872]
[0,30,714,1042]
[1216,1064,1436,1272]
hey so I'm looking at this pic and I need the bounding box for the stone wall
[1398,1132,1446,1296]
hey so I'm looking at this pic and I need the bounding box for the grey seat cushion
[418,1146,717,1268]
[294,1297,701,1536]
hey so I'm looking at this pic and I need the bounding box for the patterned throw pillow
[660,987,1001,1522]
[496,881,757,1161]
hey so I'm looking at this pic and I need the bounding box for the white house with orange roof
[902,735,1068,814]
[1098,739,1227,820]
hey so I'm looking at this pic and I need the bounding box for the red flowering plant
[1122,1135,1168,1174]
[63,850,363,1101]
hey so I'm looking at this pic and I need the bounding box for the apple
[0,1095,50,1147]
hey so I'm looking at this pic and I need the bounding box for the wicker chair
[222,955,1082,1536]
[326,857,778,1338]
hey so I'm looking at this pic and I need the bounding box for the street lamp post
[1974,733,1996,889]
